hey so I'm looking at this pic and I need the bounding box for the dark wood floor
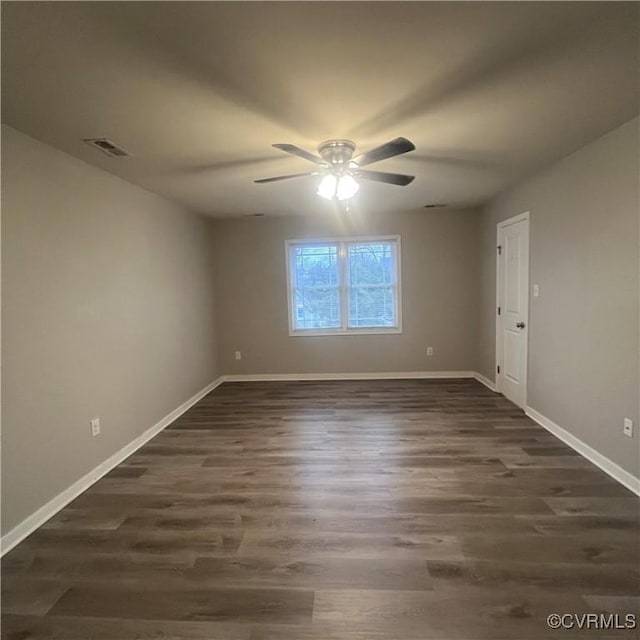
[2,379,639,639]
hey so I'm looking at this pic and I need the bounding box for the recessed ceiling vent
[83,138,132,158]
[424,203,447,209]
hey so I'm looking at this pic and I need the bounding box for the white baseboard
[223,371,476,382]
[0,375,226,557]
[473,371,497,391]
[525,406,640,496]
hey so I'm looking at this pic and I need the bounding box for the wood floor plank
[543,497,640,517]
[20,528,244,559]
[40,509,127,531]
[311,588,596,639]
[1,614,252,639]
[237,530,463,560]
[0,578,67,616]
[236,512,536,535]
[2,378,638,640]
[3,553,196,584]
[501,455,594,469]
[518,514,640,535]
[48,585,314,624]
[192,556,433,591]
[426,559,640,594]
[461,533,639,565]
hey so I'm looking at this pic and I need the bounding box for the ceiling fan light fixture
[258,137,415,198]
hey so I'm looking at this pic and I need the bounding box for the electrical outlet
[234,351,242,361]
[90,417,101,437]
[533,284,540,297]
[426,347,434,356]
[623,418,633,438]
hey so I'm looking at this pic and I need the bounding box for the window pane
[348,243,394,286]
[348,286,396,327]
[294,287,341,329]
[347,242,397,328]
[291,244,341,330]
[294,244,339,287]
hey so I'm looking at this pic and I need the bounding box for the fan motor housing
[318,139,356,165]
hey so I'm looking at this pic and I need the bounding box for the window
[286,236,401,335]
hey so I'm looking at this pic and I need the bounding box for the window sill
[289,327,402,337]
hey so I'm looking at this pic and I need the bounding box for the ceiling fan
[254,137,416,201]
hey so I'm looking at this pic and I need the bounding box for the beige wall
[213,209,481,375]
[478,117,639,477]
[1,125,219,534]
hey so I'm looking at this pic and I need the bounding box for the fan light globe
[336,174,359,200]
[317,174,337,200]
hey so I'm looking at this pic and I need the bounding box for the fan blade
[356,170,415,186]
[254,172,314,183]
[352,137,416,167]
[272,143,326,165]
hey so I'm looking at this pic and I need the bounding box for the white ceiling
[2,2,638,217]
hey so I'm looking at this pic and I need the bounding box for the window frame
[285,235,402,337]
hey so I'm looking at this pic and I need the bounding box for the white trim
[473,371,497,391]
[0,376,226,556]
[287,327,402,337]
[285,236,402,337]
[498,211,530,227]
[495,211,530,406]
[525,405,640,496]
[224,371,475,382]
[495,229,501,393]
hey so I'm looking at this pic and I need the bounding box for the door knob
[516,321,526,329]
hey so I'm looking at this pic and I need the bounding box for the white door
[496,213,529,408]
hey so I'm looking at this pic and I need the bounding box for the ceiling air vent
[83,138,132,158]
[424,203,447,209]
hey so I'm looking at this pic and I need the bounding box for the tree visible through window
[287,237,401,334]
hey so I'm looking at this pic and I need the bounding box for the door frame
[495,211,530,407]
